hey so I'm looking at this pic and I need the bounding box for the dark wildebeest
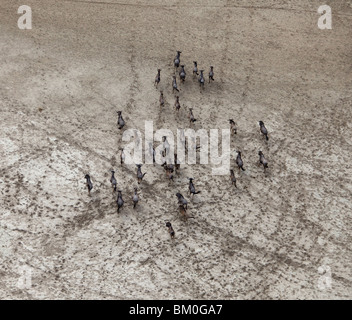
[85,174,93,195]
[159,91,165,108]
[176,192,188,209]
[172,75,180,93]
[120,148,125,165]
[209,66,214,83]
[165,221,175,239]
[193,61,199,76]
[174,153,180,173]
[175,96,181,112]
[136,164,147,184]
[132,187,139,209]
[162,136,171,157]
[189,108,197,126]
[188,178,201,197]
[110,170,117,192]
[117,190,124,213]
[117,111,125,130]
[162,163,174,183]
[179,65,186,82]
[259,121,269,141]
[258,151,269,172]
[236,151,245,172]
[198,70,205,91]
[229,119,237,136]
[154,69,161,87]
[174,51,182,70]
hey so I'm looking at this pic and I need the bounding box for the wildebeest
[176,192,188,209]
[235,151,245,172]
[189,108,197,126]
[179,65,186,82]
[172,75,180,93]
[120,148,125,165]
[188,178,201,196]
[198,70,205,90]
[159,91,165,108]
[165,221,175,239]
[162,136,171,157]
[174,153,180,173]
[209,66,214,83]
[117,111,125,130]
[229,119,237,136]
[258,151,269,172]
[136,164,147,184]
[193,61,199,76]
[162,163,174,183]
[174,51,182,70]
[117,190,124,213]
[155,69,161,87]
[132,187,139,209]
[175,96,181,112]
[85,174,93,195]
[110,170,117,192]
[259,121,269,141]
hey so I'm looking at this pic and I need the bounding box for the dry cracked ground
[0,0,352,300]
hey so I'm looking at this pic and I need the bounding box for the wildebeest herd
[84,50,270,239]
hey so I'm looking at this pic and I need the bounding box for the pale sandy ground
[0,0,352,300]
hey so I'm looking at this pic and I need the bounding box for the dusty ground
[0,0,352,300]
